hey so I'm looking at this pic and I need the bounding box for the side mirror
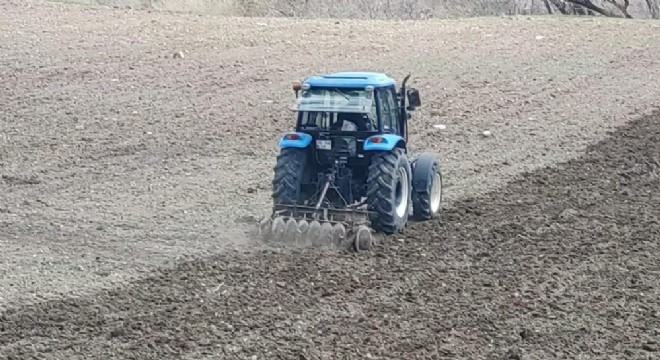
[407,88,421,110]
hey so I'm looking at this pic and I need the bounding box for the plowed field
[1,1,659,359]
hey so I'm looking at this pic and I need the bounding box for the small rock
[173,51,184,59]
[482,130,492,137]
[559,208,578,221]
[519,328,531,339]
[505,348,522,360]
[643,343,657,352]
[109,328,126,338]
[535,35,545,40]
[433,124,446,130]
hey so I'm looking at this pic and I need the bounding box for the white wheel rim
[430,172,441,213]
[395,167,409,218]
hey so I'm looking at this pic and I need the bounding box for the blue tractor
[258,72,443,251]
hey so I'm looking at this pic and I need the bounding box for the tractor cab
[280,72,421,167]
[289,72,421,141]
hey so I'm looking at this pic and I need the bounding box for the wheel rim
[430,172,442,213]
[395,166,409,218]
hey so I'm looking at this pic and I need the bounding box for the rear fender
[363,134,405,152]
[279,132,313,149]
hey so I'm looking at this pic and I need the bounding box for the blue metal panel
[279,132,313,149]
[363,134,405,151]
[303,72,396,89]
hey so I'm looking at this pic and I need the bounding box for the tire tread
[272,148,306,205]
[366,148,411,234]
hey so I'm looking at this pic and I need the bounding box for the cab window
[379,90,392,132]
[379,88,398,133]
[386,88,400,135]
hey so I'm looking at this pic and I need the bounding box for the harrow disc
[258,217,272,241]
[319,222,334,247]
[332,223,348,248]
[284,218,298,243]
[307,220,322,246]
[354,225,373,252]
[270,217,286,243]
[296,219,309,244]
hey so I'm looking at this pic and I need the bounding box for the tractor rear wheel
[272,147,308,205]
[411,153,443,221]
[366,148,412,234]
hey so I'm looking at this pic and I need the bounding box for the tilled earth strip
[2,112,658,359]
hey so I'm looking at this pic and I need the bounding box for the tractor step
[258,205,374,251]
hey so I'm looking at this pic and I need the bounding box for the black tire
[272,147,308,205]
[411,152,443,221]
[366,148,412,234]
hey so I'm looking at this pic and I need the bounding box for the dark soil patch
[1,112,659,359]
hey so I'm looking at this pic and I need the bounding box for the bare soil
[2,109,660,360]
[1,1,659,359]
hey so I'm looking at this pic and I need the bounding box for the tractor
[258,72,443,251]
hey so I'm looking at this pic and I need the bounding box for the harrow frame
[259,203,374,251]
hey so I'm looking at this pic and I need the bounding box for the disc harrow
[258,204,374,251]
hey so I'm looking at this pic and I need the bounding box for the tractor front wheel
[411,152,443,221]
[366,148,412,234]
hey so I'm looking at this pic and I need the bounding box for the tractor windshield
[292,88,374,113]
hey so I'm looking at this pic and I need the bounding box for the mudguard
[412,152,438,193]
[363,134,405,152]
[279,132,313,149]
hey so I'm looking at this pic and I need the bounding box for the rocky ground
[1,1,659,359]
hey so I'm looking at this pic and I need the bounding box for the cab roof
[303,72,396,89]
